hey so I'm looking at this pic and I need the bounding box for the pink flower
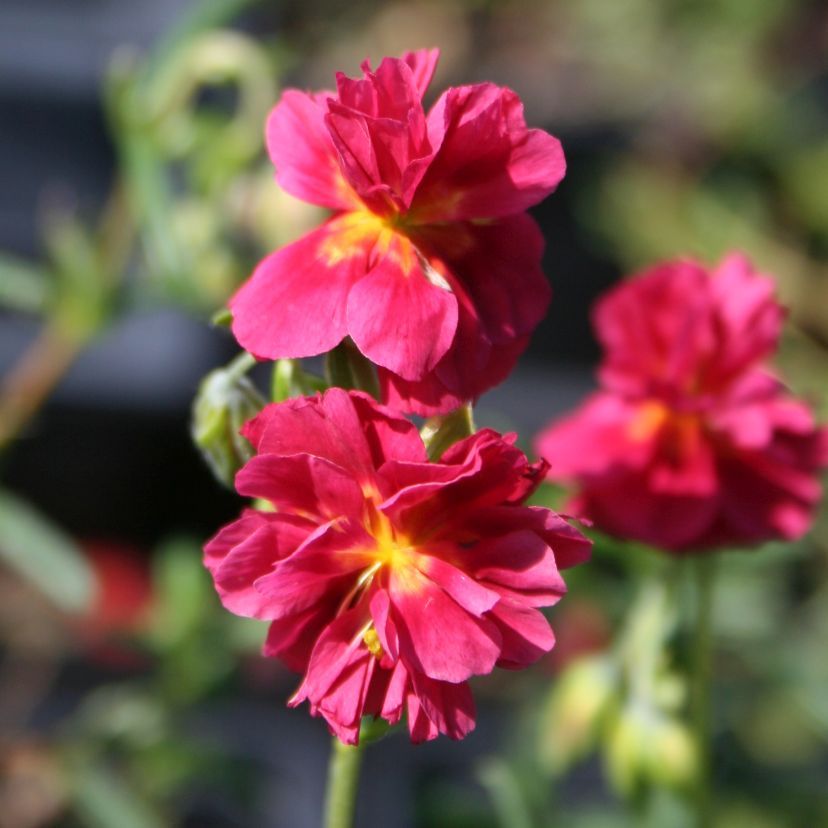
[204,389,589,743]
[230,49,564,415]
[536,253,828,553]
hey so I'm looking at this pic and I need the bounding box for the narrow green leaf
[71,762,166,828]
[0,253,53,313]
[0,489,95,612]
[478,758,534,828]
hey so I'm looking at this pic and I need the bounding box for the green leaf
[0,253,53,313]
[70,762,167,828]
[324,340,379,399]
[148,538,212,649]
[0,489,95,611]
[477,758,535,828]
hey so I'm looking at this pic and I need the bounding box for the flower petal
[263,601,336,672]
[413,82,565,221]
[209,515,314,618]
[468,529,566,608]
[266,90,359,210]
[254,520,375,620]
[389,565,502,683]
[327,56,433,211]
[414,550,501,616]
[347,236,458,380]
[408,672,476,741]
[289,605,376,745]
[401,48,440,99]
[242,389,426,485]
[230,218,373,360]
[489,599,556,669]
[235,452,364,521]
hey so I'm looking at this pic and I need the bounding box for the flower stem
[691,555,716,828]
[323,737,364,828]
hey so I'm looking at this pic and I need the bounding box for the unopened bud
[539,656,617,774]
[604,703,650,799]
[647,717,699,792]
[604,705,699,800]
[192,354,265,487]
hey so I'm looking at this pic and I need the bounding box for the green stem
[325,339,380,399]
[226,351,257,382]
[323,737,364,828]
[421,403,475,461]
[691,555,716,828]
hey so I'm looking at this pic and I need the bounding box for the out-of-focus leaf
[477,758,534,828]
[71,762,166,828]
[0,489,95,612]
[0,253,53,313]
[148,538,212,648]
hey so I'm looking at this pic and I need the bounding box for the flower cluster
[229,48,564,415]
[536,253,828,552]
[197,48,588,745]
[205,390,589,742]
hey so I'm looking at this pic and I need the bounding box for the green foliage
[0,488,95,612]
[0,253,53,314]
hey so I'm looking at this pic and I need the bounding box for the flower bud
[192,355,265,487]
[604,705,699,800]
[647,716,699,792]
[604,703,651,799]
[539,655,617,774]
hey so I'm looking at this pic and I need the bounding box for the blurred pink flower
[230,49,564,415]
[205,389,589,743]
[536,253,828,553]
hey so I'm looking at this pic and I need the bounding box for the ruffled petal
[407,672,475,741]
[254,520,375,620]
[208,514,314,617]
[242,389,426,486]
[327,56,433,211]
[412,82,565,221]
[235,452,364,521]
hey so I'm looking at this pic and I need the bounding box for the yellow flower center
[628,400,703,464]
[318,209,419,276]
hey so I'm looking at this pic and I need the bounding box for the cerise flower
[536,253,828,553]
[229,49,564,415]
[205,389,589,743]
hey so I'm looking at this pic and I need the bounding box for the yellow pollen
[363,626,385,660]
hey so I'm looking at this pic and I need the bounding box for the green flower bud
[192,354,265,487]
[539,655,617,774]
[605,703,651,799]
[646,716,699,793]
[604,705,699,800]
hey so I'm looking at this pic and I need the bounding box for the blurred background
[0,0,826,826]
